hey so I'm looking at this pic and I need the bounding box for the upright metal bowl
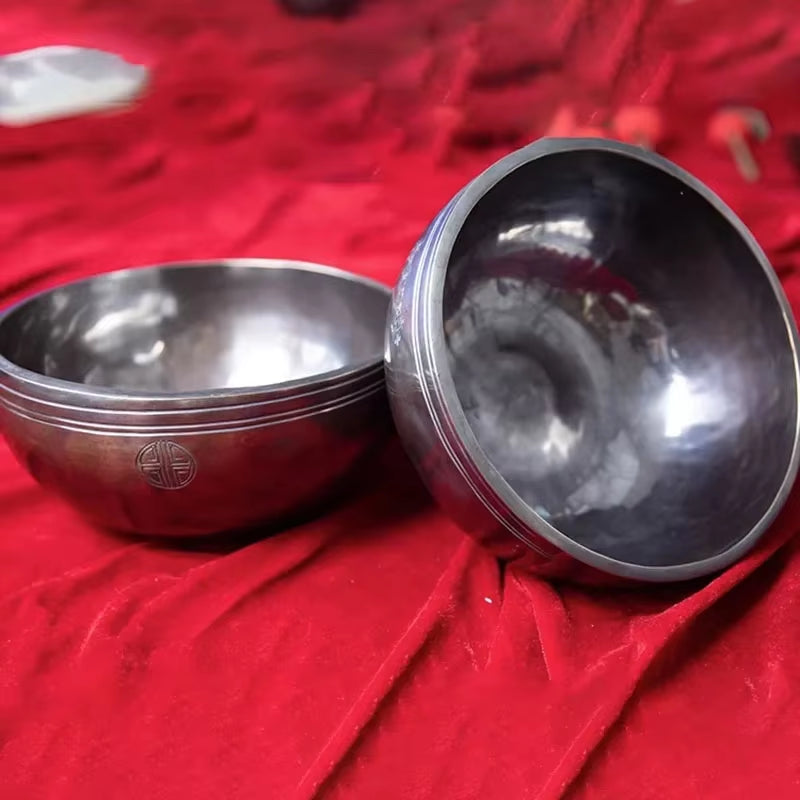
[386,138,800,582]
[0,259,391,536]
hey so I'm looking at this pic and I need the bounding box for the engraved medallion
[136,440,196,489]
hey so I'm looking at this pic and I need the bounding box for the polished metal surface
[0,259,391,536]
[386,138,800,582]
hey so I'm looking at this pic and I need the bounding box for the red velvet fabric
[3,0,800,797]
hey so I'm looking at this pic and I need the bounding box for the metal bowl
[386,138,800,582]
[0,259,391,536]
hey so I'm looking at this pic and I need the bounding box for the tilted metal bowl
[386,137,800,582]
[0,259,391,536]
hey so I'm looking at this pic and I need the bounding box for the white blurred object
[0,46,148,126]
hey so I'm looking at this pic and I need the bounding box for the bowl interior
[443,148,798,568]
[0,262,389,393]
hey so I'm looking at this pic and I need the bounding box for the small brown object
[612,105,664,149]
[708,107,771,182]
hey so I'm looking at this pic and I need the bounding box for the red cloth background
[3,0,800,797]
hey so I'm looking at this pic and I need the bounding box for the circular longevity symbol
[136,440,197,489]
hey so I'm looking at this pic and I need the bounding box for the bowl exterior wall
[386,198,563,571]
[0,383,390,536]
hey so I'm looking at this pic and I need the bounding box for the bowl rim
[0,258,391,407]
[423,136,800,582]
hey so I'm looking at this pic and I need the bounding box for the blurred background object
[278,0,360,17]
[0,46,147,126]
[707,106,771,182]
